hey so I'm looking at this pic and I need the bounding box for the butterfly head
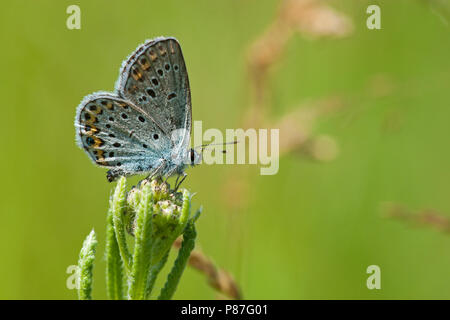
[189,148,202,167]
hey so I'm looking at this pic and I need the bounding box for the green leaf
[112,176,132,273]
[149,189,191,267]
[105,203,125,300]
[128,183,154,300]
[77,229,98,300]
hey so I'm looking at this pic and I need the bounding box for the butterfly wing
[75,92,171,178]
[116,37,192,156]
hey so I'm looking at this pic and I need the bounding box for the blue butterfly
[75,37,200,187]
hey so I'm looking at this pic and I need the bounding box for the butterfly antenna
[195,140,239,154]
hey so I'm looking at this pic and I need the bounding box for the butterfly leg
[174,172,187,192]
[172,174,181,190]
[163,175,170,185]
[106,169,123,182]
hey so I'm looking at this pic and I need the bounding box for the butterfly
[75,37,200,188]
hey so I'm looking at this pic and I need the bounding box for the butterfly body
[75,37,199,182]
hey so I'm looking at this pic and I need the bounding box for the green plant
[76,176,201,300]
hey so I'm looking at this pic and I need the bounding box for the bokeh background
[1,0,450,299]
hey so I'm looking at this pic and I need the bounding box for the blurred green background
[1,0,450,299]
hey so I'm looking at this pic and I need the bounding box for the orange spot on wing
[84,115,97,125]
[131,68,143,81]
[148,49,158,62]
[95,150,105,162]
[168,42,176,54]
[138,59,151,71]
[85,125,99,135]
[158,45,167,56]
[93,137,104,148]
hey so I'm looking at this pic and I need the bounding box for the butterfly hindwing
[116,37,192,150]
[75,92,170,174]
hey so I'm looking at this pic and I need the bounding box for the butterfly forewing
[75,92,170,174]
[117,37,192,150]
